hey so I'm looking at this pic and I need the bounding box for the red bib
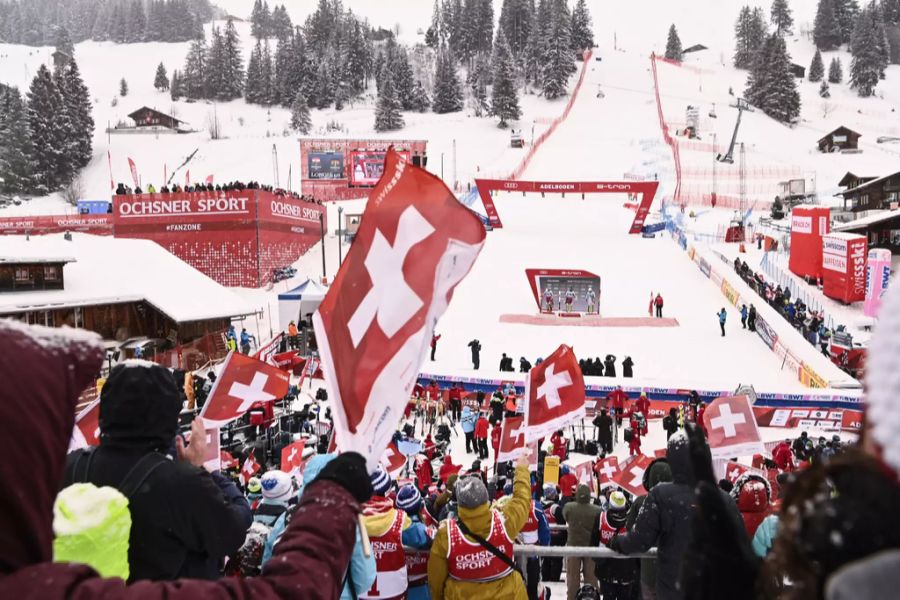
[518,502,540,544]
[447,510,514,583]
[598,511,623,547]
[361,510,407,599]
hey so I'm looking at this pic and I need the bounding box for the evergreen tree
[524,0,545,85]
[60,60,94,169]
[270,5,293,41]
[259,39,275,105]
[154,62,169,90]
[834,0,861,43]
[469,52,491,116]
[850,1,889,96]
[251,0,272,39]
[55,25,75,58]
[219,19,244,100]
[500,0,534,57]
[27,65,68,192]
[289,91,312,133]
[170,69,183,100]
[426,0,441,48]
[771,0,794,34]
[745,33,801,123]
[0,86,34,195]
[182,35,208,99]
[491,30,521,127]
[820,80,831,96]
[374,71,404,132]
[345,18,368,94]
[126,0,146,43]
[393,48,416,110]
[665,24,683,61]
[828,56,844,82]
[809,49,825,81]
[119,78,128,96]
[310,62,334,109]
[411,80,431,112]
[541,0,575,99]
[734,6,770,69]
[432,46,464,113]
[884,0,900,23]
[205,25,225,97]
[814,0,843,49]
[570,0,594,52]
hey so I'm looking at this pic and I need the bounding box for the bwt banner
[822,233,867,304]
[865,248,892,317]
[0,214,113,235]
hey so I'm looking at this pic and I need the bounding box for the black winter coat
[622,357,634,378]
[604,358,616,377]
[592,412,613,448]
[63,364,252,583]
[610,433,739,600]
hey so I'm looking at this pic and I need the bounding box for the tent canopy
[277,279,328,333]
[278,279,328,302]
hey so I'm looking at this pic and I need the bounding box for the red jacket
[439,456,461,484]
[448,386,462,402]
[431,334,441,348]
[474,417,489,439]
[772,442,795,471]
[491,426,501,451]
[655,295,664,307]
[0,320,361,600]
[608,389,629,412]
[635,396,650,417]
[426,383,441,401]
[558,472,578,498]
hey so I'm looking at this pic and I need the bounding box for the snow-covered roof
[836,170,900,197]
[0,233,254,322]
[834,209,900,232]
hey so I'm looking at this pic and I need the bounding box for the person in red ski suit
[628,415,642,456]
[655,293,664,318]
[550,430,568,461]
[608,387,629,427]
[697,404,707,437]
[491,423,502,461]
[438,455,461,485]
[772,439,795,471]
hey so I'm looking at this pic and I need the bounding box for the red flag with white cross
[524,344,586,442]
[69,398,101,450]
[281,440,307,477]
[593,455,620,487]
[239,451,261,486]
[313,149,486,469]
[723,460,765,484]
[612,454,653,496]
[381,442,407,477]
[496,415,527,463]
[199,351,291,427]
[702,395,765,458]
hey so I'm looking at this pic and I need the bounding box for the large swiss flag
[281,439,307,478]
[593,455,620,487]
[313,149,486,468]
[199,351,291,427]
[524,344,586,442]
[612,454,654,496]
[702,395,765,458]
[496,415,527,463]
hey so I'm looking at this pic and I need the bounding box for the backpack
[584,441,598,456]
[55,449,169,580]
[573,439,585,454]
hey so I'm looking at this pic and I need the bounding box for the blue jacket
[263,454,376,599]
[227,326,236,340]
[240,331,251,345]
[460,407,477,433]
[718,310,727,324]
[751,514,779,557]
[740,306,748,319]
[535,499,551,546]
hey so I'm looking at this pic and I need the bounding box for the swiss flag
[496,415,527,463]
[273,350,305,375]
[723,460,765,484]
[239,451,261,486]
[572,460,595,492]
[594,456,620,486]
[702,395,765,458]
[220,450,238,470]
[524,345,586,442]
[199,351,291,427]
[69,399,101,450]
[281,440,307,477]
[381,442,407,477]
[313,149,486,468]
[612,454,653,496]
[183,427,222,472]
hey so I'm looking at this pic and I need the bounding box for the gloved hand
[316,452,373,504]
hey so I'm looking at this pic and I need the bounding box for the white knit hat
[260,470,293,502]
[865,278,900,477]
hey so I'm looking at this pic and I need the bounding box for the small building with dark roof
[837,169,900,213]
[818,126,862,153]
[790,63,806,78]
[683,44,708,54]
[126,107,186,131]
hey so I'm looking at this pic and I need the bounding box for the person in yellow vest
[226,336,237,352]
[361,469,430,600]
[428,455,531,600]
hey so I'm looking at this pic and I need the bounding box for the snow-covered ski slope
[426,49,839,393]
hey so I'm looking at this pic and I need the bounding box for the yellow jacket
[428,464,530,600]
[363,506,412,538]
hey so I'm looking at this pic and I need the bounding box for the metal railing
[403,545,657,559]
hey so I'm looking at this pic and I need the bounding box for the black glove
[316,452,373,504]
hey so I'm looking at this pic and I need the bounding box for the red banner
[0,214,113,236]
[822,233,868,304]
[473,178,659,234]
[788,205,830,280]
[128,157,139,188]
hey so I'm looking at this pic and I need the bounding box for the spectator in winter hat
[252,470,296,528]
[396,484,434,600]
[63,360,252,582]
[428,455,532,600]
[0,319,373,600]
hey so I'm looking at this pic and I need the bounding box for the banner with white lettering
[313,149,486,469]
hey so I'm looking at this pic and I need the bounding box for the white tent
[277,279,328,333]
